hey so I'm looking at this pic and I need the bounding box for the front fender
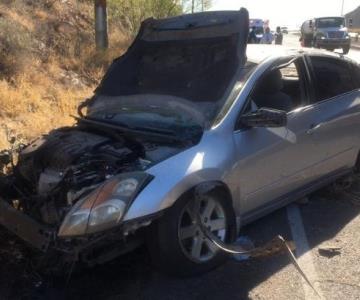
[124,134,237,221]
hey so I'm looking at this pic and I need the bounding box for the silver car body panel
[125,45,360,225]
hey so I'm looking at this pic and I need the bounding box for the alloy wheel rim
[178,196,226,263]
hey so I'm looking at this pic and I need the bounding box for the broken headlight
[58,172,153,237]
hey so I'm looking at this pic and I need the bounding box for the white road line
[287,203,323,300]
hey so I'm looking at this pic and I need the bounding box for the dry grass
[0,0,130,149]
[0,71,92,149]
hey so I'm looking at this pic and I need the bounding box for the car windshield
[87,95,211,138]
[316,18,344,28]
[88,63,256,136]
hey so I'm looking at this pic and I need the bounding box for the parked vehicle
[281,26,289,34]
[300,17,351,54]
[1,9,360,277]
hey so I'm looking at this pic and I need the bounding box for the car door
[232,57,326,217]
[305,55,360,177]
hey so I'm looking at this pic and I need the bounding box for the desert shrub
[0,71,92,149]
[0,0,216,148]
[108,0,183,36]
[0,18,35,78]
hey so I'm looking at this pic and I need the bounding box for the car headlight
[58,172,153,237]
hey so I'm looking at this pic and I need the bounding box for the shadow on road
[1,188,359,300]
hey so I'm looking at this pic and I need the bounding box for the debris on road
[345,178,360,205]
[318,246,342,258]
[232,236,255,261]
[197,214,322,298]
[328,174,360,206]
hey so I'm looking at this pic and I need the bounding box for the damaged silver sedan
[1,9,360,276]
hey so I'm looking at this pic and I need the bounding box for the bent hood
[95,9,249,105]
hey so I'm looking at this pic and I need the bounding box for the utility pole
[191,0,195,13]
[95,0,108,50]
[341,0,345,16]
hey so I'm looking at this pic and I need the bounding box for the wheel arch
[178,181,234,209]
[173,180,237,239]
[146,179,237,276]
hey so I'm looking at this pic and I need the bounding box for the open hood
[95,9,249,104]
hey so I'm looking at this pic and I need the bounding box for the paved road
[283,32,360,62]
[4,189,356,300]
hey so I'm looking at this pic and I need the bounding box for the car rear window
[310,56,355,103]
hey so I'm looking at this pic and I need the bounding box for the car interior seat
[252,69,293,112]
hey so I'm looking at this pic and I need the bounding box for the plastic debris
[232,236,255,261]
[318,246,342,258]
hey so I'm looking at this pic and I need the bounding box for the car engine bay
[0,122,188,249]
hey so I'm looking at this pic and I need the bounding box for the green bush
[108,0,183,35]
[0,18,35,78]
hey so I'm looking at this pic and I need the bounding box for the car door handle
[306,123,321,135]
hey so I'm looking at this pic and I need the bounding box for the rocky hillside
[0,0,129,149]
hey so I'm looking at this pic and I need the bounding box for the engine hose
[77,98,94,118]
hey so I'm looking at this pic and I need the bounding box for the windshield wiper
[73,116,186,143]
[85,116,132,130]
[132,126,176,136]
[84,116,176,136]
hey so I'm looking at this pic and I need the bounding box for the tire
[147,188,236,277]
[343,46,350,54]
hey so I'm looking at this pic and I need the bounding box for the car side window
[310,57,355,103]
[248,59,305,113]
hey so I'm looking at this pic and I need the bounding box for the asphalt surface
[1,189,359,300]
[284,32,360,61]
[0,34,360,300]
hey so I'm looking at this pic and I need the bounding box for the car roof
[246,44,354,64]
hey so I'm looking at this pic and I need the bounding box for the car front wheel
[147,189,235,276]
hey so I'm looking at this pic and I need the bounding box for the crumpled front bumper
[0,196,162,265]
[0,198,54,251]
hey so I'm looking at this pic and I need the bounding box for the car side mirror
[240,108,287,128]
